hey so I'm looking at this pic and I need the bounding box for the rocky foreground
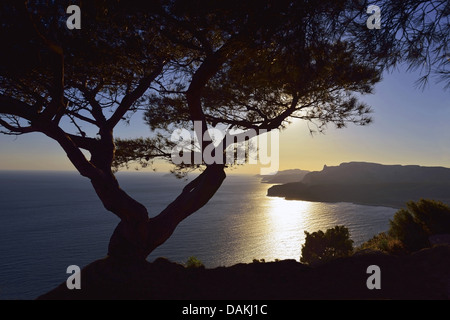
[38,245,450,300]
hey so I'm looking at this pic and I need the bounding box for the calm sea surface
[0,171,396,299]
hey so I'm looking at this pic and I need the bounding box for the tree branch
[75,84,107,125]
[105,63,164,130]
[147,164,226,251]
[66,133,100,152]
[24,2,65,121]
[34,120,100,179]
[65,109,98,126]
[0,94,38,121]
[185,36,244,150]
[0,118,36,135]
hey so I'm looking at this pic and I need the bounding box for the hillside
[267,162,450,208]
[259,169,310,184]
[38,245,450,300]
[303,162,450,185]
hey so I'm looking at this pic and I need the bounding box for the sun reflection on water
[261,198,314,261]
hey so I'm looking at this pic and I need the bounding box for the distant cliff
[259,169,310,184]
[267,162,450,208]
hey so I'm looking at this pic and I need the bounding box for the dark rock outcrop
[38,245,450,300]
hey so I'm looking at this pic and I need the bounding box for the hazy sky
[0,65,449,174]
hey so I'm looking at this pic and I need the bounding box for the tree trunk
[104,164,226,261]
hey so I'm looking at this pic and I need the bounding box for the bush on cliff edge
[300,225,353,265]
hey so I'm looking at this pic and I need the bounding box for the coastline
[267,182,450,210]
[276,196,403,210]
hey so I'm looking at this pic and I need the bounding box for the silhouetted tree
[301,226,354,265]
[0,1,447,261]
[389,199,450,251]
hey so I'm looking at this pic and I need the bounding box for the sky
[0,65,449,174]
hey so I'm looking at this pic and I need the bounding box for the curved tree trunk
[104,164,226,261]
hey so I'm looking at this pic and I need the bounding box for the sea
[0,171,397,300]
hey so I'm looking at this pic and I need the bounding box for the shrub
[252,258,266,263]
[405,199,450,234]
[388,199,450,252]
[300,225,353,265]
[358,232,405,255]
[388,208,429,252]
[185,256,204,269]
